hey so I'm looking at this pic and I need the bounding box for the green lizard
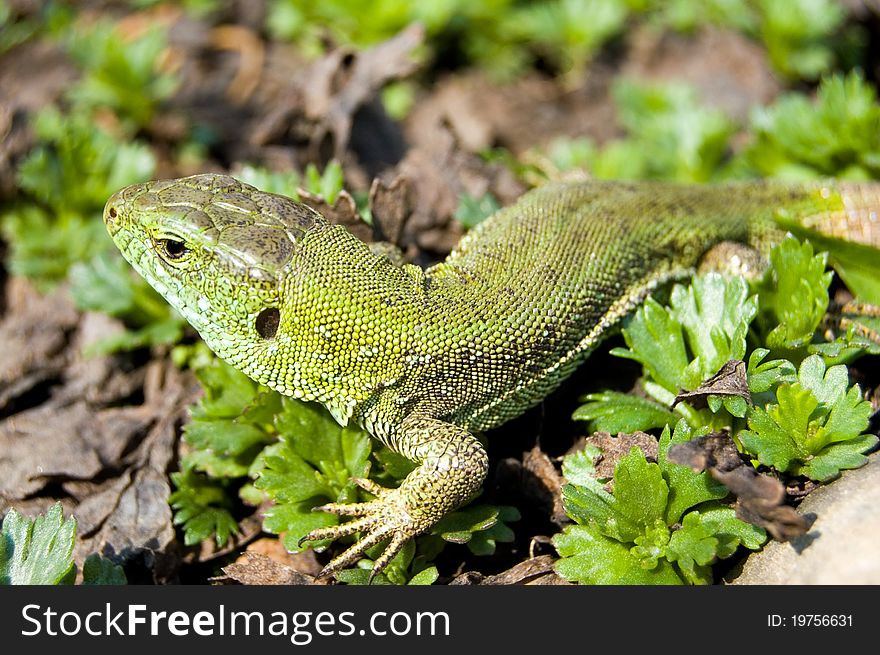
[103,175,880,578]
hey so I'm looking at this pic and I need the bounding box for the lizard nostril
[108,206,117,219]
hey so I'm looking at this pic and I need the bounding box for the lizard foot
[299,478,421,581]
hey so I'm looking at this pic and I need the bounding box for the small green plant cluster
[266,0,853,82]
[0,13,187,350]
[0,504,126,585]
[543,71,880,184]
[554,422,765,584]
[169,357,518,584]
[650,0,849,80]
[0,5,354,355]
[556,236,878,584]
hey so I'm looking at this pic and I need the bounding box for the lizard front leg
[300,413,489,580]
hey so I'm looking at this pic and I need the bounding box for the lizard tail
[804,183,880,249]
[773,182,880,305]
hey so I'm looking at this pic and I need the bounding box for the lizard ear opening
[255,307,280,340]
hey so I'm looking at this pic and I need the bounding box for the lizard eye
[155,237,190,262]
[255,307,280,340]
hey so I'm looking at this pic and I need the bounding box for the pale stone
[729,454,880,584]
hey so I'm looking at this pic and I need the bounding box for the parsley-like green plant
[574,236,878,490]
[64,19,178,130]
[754,0,845,81]
[266,0,632,80]
[739,354,876,481]
[553,421,766,585]
[575,272,758,433]
[1,504,126,585]
[537,80,736,183]
[741,72,880,181]
[171,358,518,583]
[1,107,156,291]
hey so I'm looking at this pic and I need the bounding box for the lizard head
[104,173,324,376]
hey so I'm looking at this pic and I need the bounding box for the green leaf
[665,507,765,585]
[658,422,728,524]
[562,444,669,543]
[304,161,344,204]
[253,400,373,547]
[448,505,519,556]
[630,520,671,569]
[699,505,767,554]
[186,421,274,458]
[65,20,178,129]
[614,296,690,393]
[746,348,797,393]
[561,482,641,543]
[454,193,501,229]
[668,274,757,389]
[407,566,439,585]
[264,502,339,553]
[169,469,240,547]
[561,445,604,486]
[255,443,333,503]
[0,205,107,291]
[433,505,499,544]
[557,423,761,585]
[69,251,187,351]
[774,221,880,307]
[590,80,735,182]
[0,504,76,585]
[191,359,265,420]
[554,524,683,585]
[614,274,757,399]
[664,512,718,584]
[81,554,127,585]
[573,391,676,433]
[740,386,815,472]
[272,399,372,488]
[613,447,669,529]
[740,355,873,480]
[18,106,156,214]
[755,0,844,80]
[236,165,302,199]
[742,72,880,179]
[799,433,878,481]
[759,237,831,350]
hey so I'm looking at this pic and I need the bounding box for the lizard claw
[299,482,421,581]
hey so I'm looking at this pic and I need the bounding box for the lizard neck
[261,224,422,425]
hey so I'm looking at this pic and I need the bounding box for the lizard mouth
[103,182,152,236]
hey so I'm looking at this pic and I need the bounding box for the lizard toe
[308,488,423,580]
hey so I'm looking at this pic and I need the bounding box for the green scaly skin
[103,175,880,579]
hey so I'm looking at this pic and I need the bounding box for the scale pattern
[103,174,880,578]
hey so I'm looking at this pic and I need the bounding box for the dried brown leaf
[252,24,423,164]
[368,174,413,245]
[217,552,318,586]
[584,431,659,483]
[668,432,812,541]
[522,445,567,526]
[450,556,569,585]
[673,359,751,409]
[0,279,78,412]
[298,188,374,243]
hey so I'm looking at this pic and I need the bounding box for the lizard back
[405,181,852,430]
